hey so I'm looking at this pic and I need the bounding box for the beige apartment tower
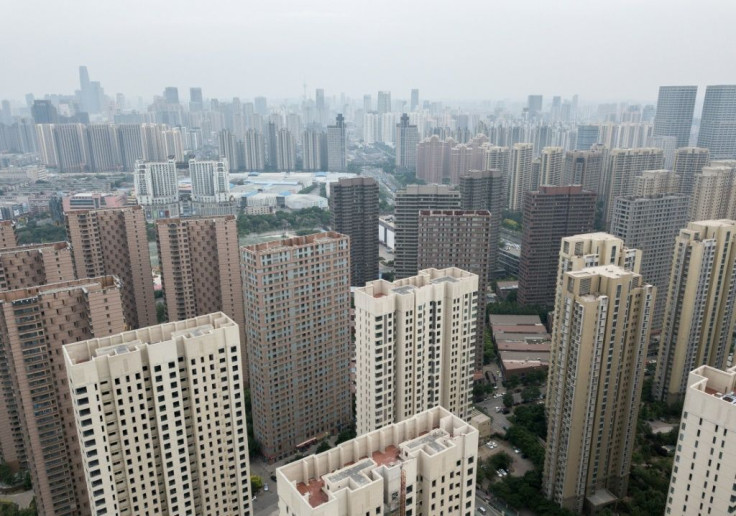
[277,406,478,516]
[509,143,533,210]
[0,221,16,249]
[666,365,736,515]
[354,268,478,436]
[602,147,664,225]
[654,220,736,404]
[673,146,710,195]
[689,164,736,221]
[544,266,655,513]
[66,205,156,329]
[417,210,490,370]
[632,169,681,196]
[64,313,252,516]
[0,277,125,516]
[155,216,247,377]
[241,233,352,461]
[0,241,75,292]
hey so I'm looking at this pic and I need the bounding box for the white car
[264,484,269,492]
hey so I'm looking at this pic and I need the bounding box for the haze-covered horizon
[3,0,736,104]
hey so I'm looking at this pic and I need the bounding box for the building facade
[134,159,180,220]
[395,113,419,172]
[328,177,379,286]
[65,206,157,329]
[326,114,347,172]
[189,158,230,203]
[697,85,736,159]
[64,313,252,516]
[673,147,710,195]
[544,266,655,513]
[241,233,352,460]
[602,148,664,225]
[653,85,697,148]
[459,169,505,277]
[0,242,75,292]
[654,220,736,404]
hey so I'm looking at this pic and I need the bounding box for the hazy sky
[3,0,735,104]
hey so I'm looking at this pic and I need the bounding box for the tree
[156,303,167,323]
[503,393,514,408]
[315,440,332,453]
[488,452,513,472]
[521,385,541,403]
[511,404,547,439]
[335,426,356,445]
[250,475,263,494]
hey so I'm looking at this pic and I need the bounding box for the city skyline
[2,1,735,102]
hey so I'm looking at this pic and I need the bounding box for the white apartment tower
[189,158,230,203]
[666,365,736,515]
[277,406,478,516]
[354,267,478,436]
[64,313,252,516]
[540,146,564,186]
[134,159,180,219]
[509,143,533,210]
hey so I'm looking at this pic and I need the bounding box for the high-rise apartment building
[87,124,122,171]
[395,113,419,171]
[575,125,600,150]
[0,221,16,249]
[155,215,246,371]
[64,313,252,516]
[417,211,489,370]
[275,128,296,171]
[459,169,505,276]
[632,169,681,196]
[410,88,419,111]
[315,88,326,127]
[518,185,596,307]
[610,194,690,330]
[0,242,74,292]
[328,177,379,286]
[134,159,180,220]
[544,266,655,513]
[673,146,710,195]
[354,268,477,435]
[326,114,347,171]
[241,233,352,460]
[602,147,664,224]
[563,148,606,196]
[277,406,477,516]
[394,185,461,279]
[647,135,678,169]
[189,87,203,111]
[665,365,736,515]
[243,128,266,171]
[301,129,325,171]
[0,276,124,516]
[66,206,157,329]
[697,85,736,159]
[189,158,230,203]
[483,145,511,176]
[117,124,145,171]
[527,95,543,118]
[653,86,697,148]
[509,143,533,210]
[416,135,450,183]
[54,123,91,172]
[377,91,391,114]
[689,165,736,221]
[540,146,564,186]
[654,220,736,404]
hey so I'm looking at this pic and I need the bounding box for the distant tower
[189,87,203,111]
[697,85,736,159]
[673,146,710,195]
[377,91,392,114]
[563,148,606,196]
[326,114,347,171]
[459,169,505,276]
[509,143,533,210]
[527,95,543,118]
[653,85,697,147]
[395,113,419,171]
[163,86,179,104]
[315,88,326,126]
[410,89,419,112]
[363,94,372,113]
[603,148,664,225]
[540,146,564,186]
[575,125,600,150]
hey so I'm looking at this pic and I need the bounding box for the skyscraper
[417,211,490,369]
[673,146,710,195]
[697,85,736,159]
[540,146,564,186]
[563,148,606,196]
[395,113,419,171]
[518,185,596,306]
[54,123,91,172]
[689,164,736,221]
[277,406,478,516]
[527,95,543,118]
[243,128,266,171]
[189,86,203,111]
[509,143,533,211]
[134,158,180,219]
[117,124,145,171]
[0,277,125,516]
[602,147,664,224]
[189,158,230,203]
[610,194,690,330]
[315,88,326,126]
[459,169,505,276]
[416,135,450,183]
[329,177,379,286]
[64,313,252,516]
[275,128,296,171]
[65,205,157,329]
[665,365,736,515]
[653,85,697,147]
[394,185,461,279]
[241,233,352,460]
[354,268,477,435]
[544,266,654,513]
[377,91,391,114]
[163,86,179,104]
[410,88,419,112]
[0,242,74,292]
[326,114,347,171]
[87,124,122,171]
[575,125,600,150]
[654,220,736,404]
[31,100,58,124]
[301,129,325,171]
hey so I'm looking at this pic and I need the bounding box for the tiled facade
[0,241,75,292]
